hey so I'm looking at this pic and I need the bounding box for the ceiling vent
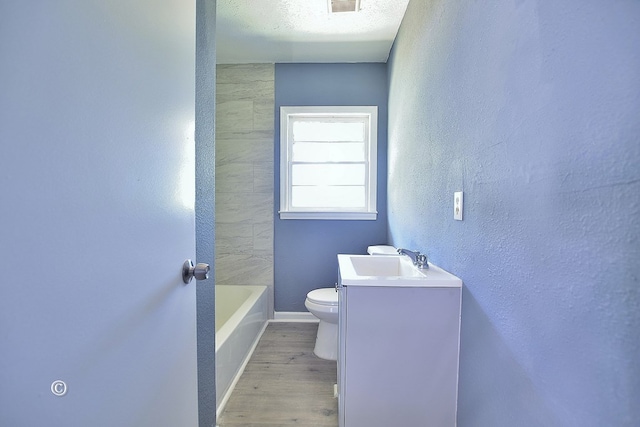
[329,0,361,13]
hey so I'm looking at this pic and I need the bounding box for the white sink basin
[349,255,425,277]
[338,254,462,287]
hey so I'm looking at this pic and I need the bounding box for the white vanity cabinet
[337,256,462,427]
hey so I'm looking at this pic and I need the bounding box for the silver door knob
[182,259,210,284]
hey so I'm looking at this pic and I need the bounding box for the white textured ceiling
[216,0,410,64]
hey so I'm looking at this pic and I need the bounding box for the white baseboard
[272,311,318,322]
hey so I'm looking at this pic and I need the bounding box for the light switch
[454,192,463,221]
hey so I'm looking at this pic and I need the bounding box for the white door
[0,2,199,426]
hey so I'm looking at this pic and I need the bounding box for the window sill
[279,211,377,220]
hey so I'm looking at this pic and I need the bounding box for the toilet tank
[366,245,398,255]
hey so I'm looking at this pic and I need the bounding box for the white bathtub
[215,285,268,416]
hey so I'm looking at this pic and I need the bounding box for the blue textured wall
[388,0,640,425]
[274,63,389,311]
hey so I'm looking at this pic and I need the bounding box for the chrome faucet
[397,248,429,269]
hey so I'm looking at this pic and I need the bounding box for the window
[279,106,377,220]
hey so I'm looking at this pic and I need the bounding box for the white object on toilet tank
[366,245,398,255]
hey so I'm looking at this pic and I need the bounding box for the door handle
[182,259,210,284]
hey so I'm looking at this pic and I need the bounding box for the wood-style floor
[218,322,338,427]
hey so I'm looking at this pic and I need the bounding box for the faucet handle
[416,253,428,269]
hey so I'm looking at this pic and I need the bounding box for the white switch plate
[454,191,463,220]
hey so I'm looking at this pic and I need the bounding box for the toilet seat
[306,288,338,306]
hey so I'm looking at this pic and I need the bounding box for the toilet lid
[307,288,338,305]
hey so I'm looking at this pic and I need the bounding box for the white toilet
[305,288,339,360]
[304,245,397,360]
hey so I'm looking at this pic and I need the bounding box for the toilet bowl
[304,245,398,361]
[305,288,339,360]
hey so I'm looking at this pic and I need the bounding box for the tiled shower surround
[215,64,275,316]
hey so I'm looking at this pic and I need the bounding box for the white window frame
[279,106,378,220]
